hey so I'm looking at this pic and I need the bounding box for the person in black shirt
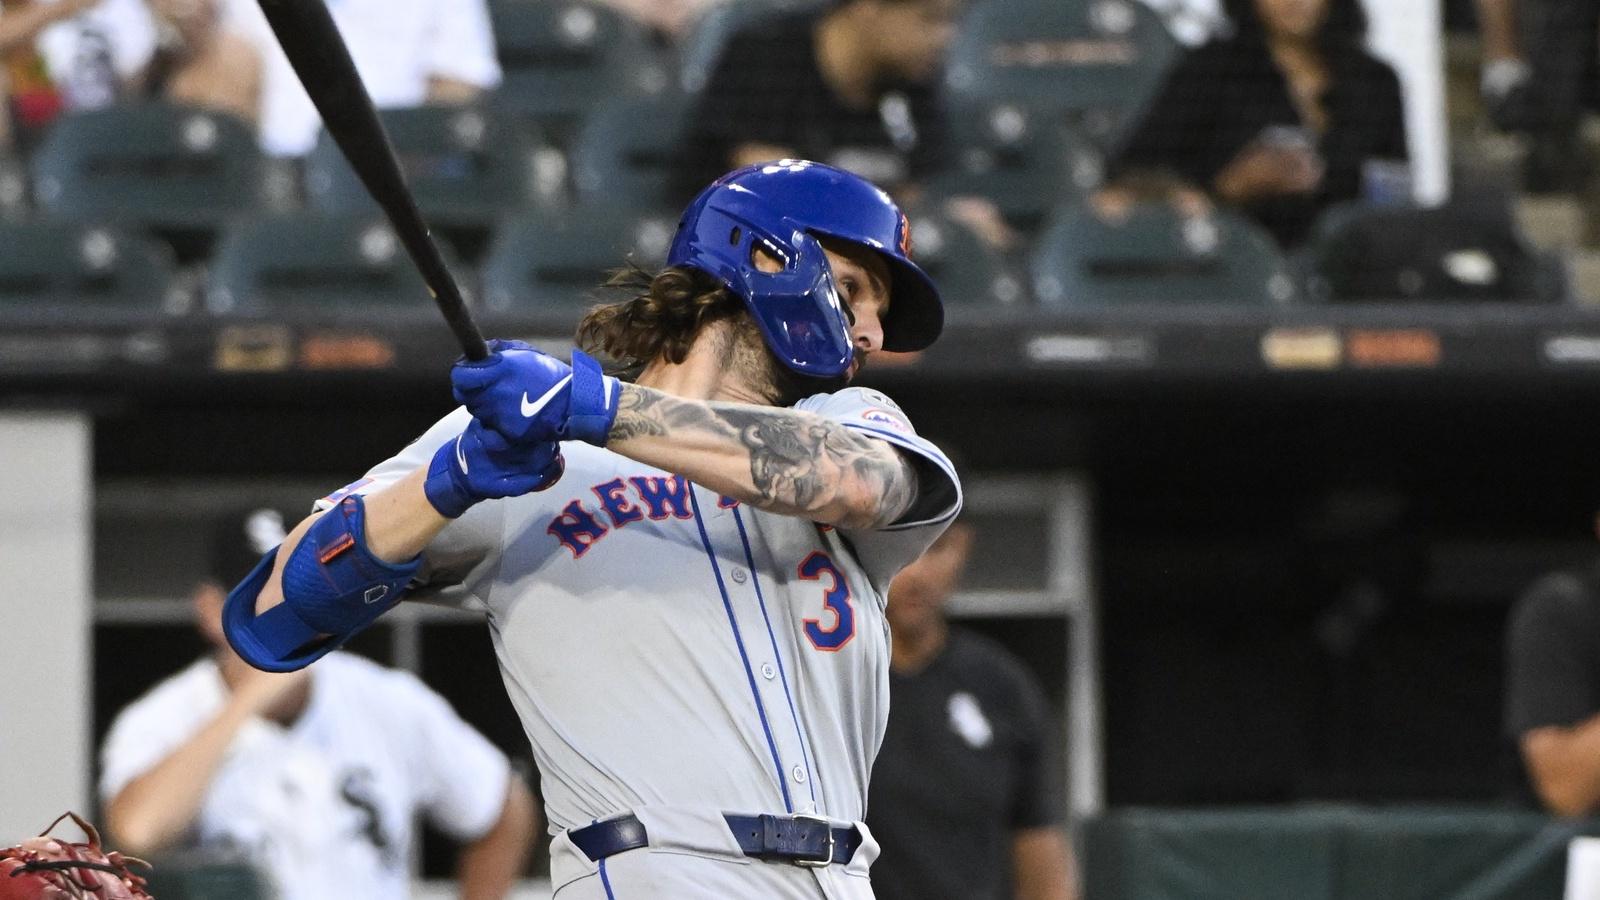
[868,522,1078,900]
[1107,0,1409,248]
[1504,559,1600,816]
[678,0,956,195]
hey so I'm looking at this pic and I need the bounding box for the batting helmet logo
[898,212,913,259]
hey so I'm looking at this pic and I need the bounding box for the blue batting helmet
[667,160,943,377]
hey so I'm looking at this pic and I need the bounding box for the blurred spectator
[33,0,156,110]
[1476,0,1597,192]
[1504,541,1600,817]
[99,508,537,899]
[4,0,160,149]
[0,0,96,150]
[226,0,499,156]
[676,0,956,201]
[1107,0,1409,249]
[143,0,260,123]
[593,0,722,42]
[867,522,1079,900]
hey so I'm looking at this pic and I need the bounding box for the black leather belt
[567,812,861,868]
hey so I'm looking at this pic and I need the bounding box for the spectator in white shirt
[100,508,537,900]
[34,0,156,110]
[226,0,500,156]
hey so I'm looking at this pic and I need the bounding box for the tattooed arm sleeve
[605,383,920,529]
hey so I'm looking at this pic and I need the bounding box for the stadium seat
[490,0,667,141]
[678,0,826,95]
[140,859,268,900]
[1303,201,1568,304]
[208,214,467,317]
[943,0,1179,150]
[0,221,177,315]
[928,110,1101,233]
[304,105,541,260]
[1031,201,1296,306]
[30,102,262,258]
[569,92,693,211]
[479,207,678,313]
[903,211,1024,306]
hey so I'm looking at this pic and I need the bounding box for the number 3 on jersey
[799,551,855,651]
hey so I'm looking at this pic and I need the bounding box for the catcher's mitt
[0,813,151,899]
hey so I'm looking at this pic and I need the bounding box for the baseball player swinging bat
[255,0,488,361]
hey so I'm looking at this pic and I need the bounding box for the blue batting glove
[450,339,621,446]
[423,418,565,519]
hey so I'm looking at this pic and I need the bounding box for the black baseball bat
[255,0,488,360]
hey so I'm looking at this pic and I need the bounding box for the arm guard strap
[222,495,420,672]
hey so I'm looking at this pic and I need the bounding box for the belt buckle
[790,814,834,868]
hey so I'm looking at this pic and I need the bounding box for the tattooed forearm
[609,384,918,528]
[608,384,672,442]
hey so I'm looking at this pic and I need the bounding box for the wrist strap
[565,350,620,445]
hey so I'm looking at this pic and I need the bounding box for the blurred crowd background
[0,0,1574,317]
[8,0,1600,897]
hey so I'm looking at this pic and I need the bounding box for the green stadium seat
[304,105,541,260]
[678,0,826,95]
[903,211,1024,306]
[1031,201,1296,306]
[30,102,262,257]
[479,207,678,313]
[208,214,467,317]
[943,0,1179,150]
[0,221,176,316]
[140,858,269,900]
[490,0,666,141]
[570,92,692,211]
[928,110,1101,233]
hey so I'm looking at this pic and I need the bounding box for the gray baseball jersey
[318,386,961,897]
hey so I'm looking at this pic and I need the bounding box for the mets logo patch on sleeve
[861,408,912,433]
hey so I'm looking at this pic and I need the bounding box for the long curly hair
[576,264,744,371]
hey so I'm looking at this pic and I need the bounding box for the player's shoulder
[794,386,919,435]
[109,658,225,731]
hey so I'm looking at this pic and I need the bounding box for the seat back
[479,207,678,313]
[904,211,1023,306]
[1032,201,1295,305]
[0,221,175,314]
[570,92,693,211]
[678,0,826,94]
[304,106,539,234]
[490,0,665,138]
[943,0,1178,150]
[929,110,1101,233]
[31,102,261,234]
[208,214,459,316]
[1304,201,1565,303]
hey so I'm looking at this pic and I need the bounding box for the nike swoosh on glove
[423,418,565,519]
[450,339,621,446]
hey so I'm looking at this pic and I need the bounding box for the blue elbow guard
[222,495,421,672]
